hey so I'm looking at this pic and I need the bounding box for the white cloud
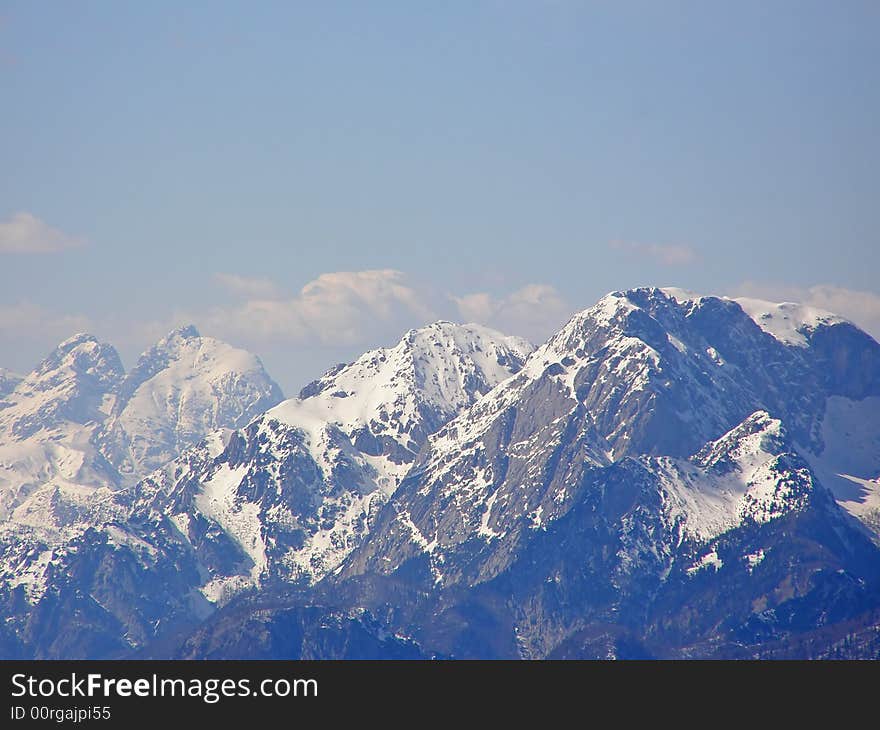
[214,273,284,300]
[734,282,880,341]
[0,270,571,393]
[610,240,697,266]
[0,212,85,254]
[453,283,568,344]
[199,269,440,347]
[0,302,92,341]
[193,271,567,349]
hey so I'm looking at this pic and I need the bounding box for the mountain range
[1,287,879,659]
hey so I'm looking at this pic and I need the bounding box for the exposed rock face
[0,327,283,657]
[284,289,880,658]
[4,288,880,659]
[0,322,533,657]
[128,322,534,597]
[100,326,283,481]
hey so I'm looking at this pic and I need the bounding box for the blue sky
[1,1,878,393]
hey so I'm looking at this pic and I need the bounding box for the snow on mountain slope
[273,321,534,487]
[731,298,846,347]
[0,334,124,440]
[662,287,848,348]
[3,288,880,659]
[343,288,879,587]
[0,327,283,611]
[344,407,819,589]
[131,322,534,596]
[654,411,814,543]
[0,334,124,524]
[0,335,127,606]
[800,395,880,533]
[0,327,282,530]
[420,288,778,471]
[101,326,283,481]
[0,368,23,399]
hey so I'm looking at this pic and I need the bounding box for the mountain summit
[129,321,535,603]
[2,290,880,660]
[101,325,283,480]
[0,327,282,629]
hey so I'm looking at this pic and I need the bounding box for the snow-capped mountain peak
[661,286,848,347]
[0,334,124,442]
[3,288,880,660]
[731,297,846,347]
[0,326,283,596]
[0,334,124,528]
[655,410,815,543]
[102,326,283,480]
[282,321,534,454]
[126,322,535,598]
[693,410,787,471]
[342,287,878,595]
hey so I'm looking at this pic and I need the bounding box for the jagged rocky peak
[546,285,856,356]
[654,410,819,541]
[0,324,289,642]
[116,325,214,404]
[0,333,125,441]
[0,333,126,528]
[531,287,711,379]
[693,411,787,469]
[501,286,879,460]
[301,321,533,403]
[138,323,201,358]
[338,290,878,592]
[280,320,534,449]
[402,320,534,404]
[103,325,284,480]
[28,332,124,390]
[163,323,200,341]
[4,288,880,660]
[119,321,535,600]
[660,286,856,347]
